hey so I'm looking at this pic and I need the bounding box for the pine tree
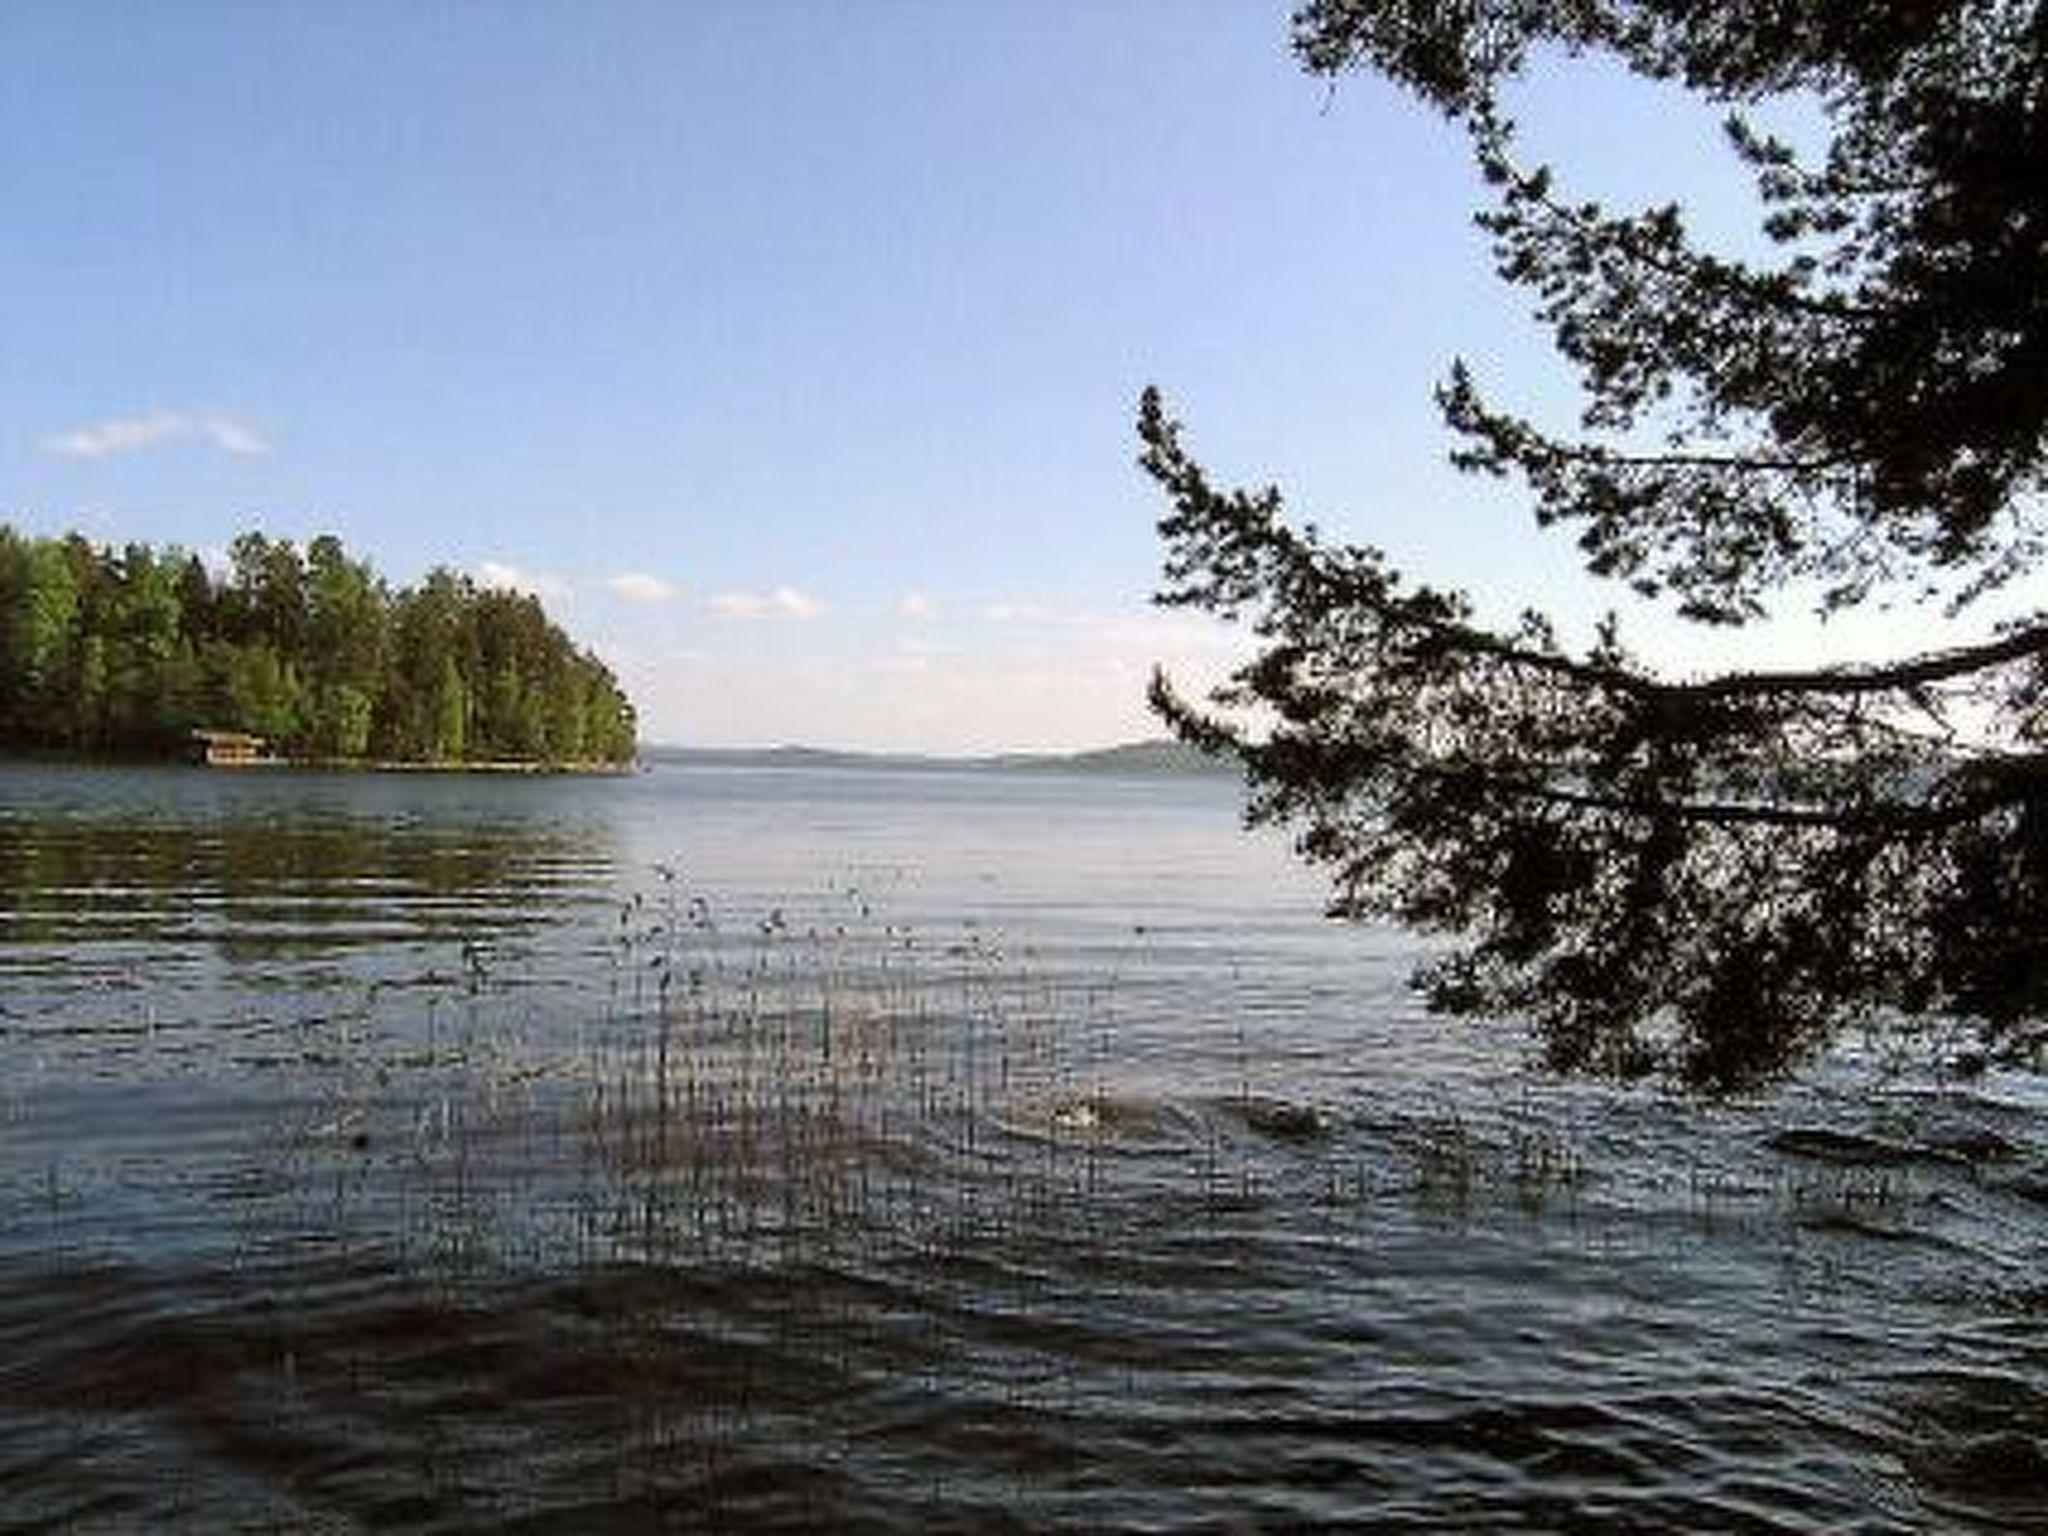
[1145,2,2048,1089]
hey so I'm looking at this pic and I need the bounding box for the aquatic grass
[1777,1161,1916,1239]
[431,881,1615,1278]
[1408,1093,1482,1220]
[555,872,1205,1277]
[226,861,1657,1344]
[1393,1085,1593,1224]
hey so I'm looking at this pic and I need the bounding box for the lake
[1,758,2043,1531]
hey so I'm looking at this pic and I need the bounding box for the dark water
[2,760,2043,1532]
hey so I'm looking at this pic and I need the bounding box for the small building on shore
[188,729,278,767]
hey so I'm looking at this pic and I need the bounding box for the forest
[0,526,636,767]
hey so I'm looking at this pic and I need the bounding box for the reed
[253,865,1637,1305]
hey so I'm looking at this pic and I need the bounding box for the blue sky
[0,1,1929,750]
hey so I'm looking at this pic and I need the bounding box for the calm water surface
[1,759,2043,1532]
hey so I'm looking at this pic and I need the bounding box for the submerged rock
[1231,1095,1325,1143]
[1768,1124,2019,1168]
[1766,1127,1918,1165]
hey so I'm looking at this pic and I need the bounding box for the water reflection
[0,767,619,1075]
[0,807,611,948]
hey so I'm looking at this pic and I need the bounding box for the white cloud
[897,590,935,620]
[608,571,678,605]
[43,410,270,460]
[198,414,270,456]
[709,585,825,620]
[476,560,571,601]
[42,412,186,458]
[772,584,823,618]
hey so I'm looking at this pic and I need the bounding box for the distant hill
[641,744,950,773]
[642,738,1233,778]
[988,739,1231,776]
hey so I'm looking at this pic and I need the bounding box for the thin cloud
[709,585,824,620]
[198,414,270,456]
[772,584,823,618]
[898,590,935,620]
[43,410,270,460]
[608,571,678,605]
[476,560,571,601]
[42,413,186,458]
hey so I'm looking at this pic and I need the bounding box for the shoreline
[0,748,638,776]
[295,756,639,776]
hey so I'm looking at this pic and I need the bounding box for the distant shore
[639,738,1233,778]
[6,737,1228,779]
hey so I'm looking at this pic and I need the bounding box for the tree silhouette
[1144,1,2047,1089]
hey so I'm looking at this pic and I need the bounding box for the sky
[1,1,1989,752]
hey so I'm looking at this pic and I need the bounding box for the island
[0,526,636,769]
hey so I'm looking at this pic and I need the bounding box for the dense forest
[0,526,636,766]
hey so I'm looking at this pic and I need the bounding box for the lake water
[1,758,2043,1532]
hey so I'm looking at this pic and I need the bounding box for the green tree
[542,667,586,764]
[225,642,304,744]
[432,653,469,762]
[482,654,526,758]
[108,543,184,741]
[176,554,215,644]
[0,529,29,731]
[223,532,309,654]
[10,538,79,729]
[304,533,387,752]
[319,682,375,758]
[1145,2,2048,1090]
[72,633,110,748]
[157,640,208,738]
[384,568,466,760]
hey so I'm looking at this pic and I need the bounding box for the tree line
[0,526,636,766]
